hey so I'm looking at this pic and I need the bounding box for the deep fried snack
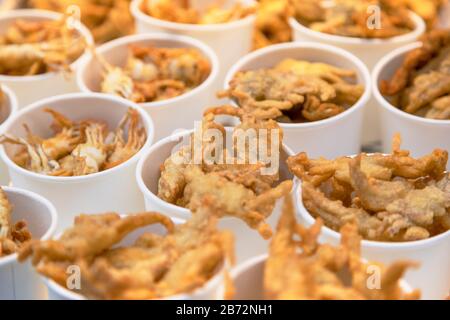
[380,30,450,120]
[19,201,234,300]
[98,45,211,103]
[263,196,420,300]
[0,187,32,257]
[219,59,363,123]
[287,134,449,242]
[0,13,87,76]
[294,0,415,39]
[0,107,146,176]
[397,0,447,28]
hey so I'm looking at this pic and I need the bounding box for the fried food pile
[253,0,291,49]
[141,0,255,24]
[99,45,211,103]
[0,187,32,257]
[219,59,364,123]
[397,0,448,28]
[288,135,450,242]
[0,107,147,176]
[27,0,134,44]
[294,0,415,39]
[263,196,420,300]
[380,30,450,120]
[0,14,87,76]
[19,202,234,299]
[158,105,293,238]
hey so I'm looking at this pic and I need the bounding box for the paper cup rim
[372,42,450,125]
[76,32,220,109]
[288,11,426,45]
[0,92,155,183]
[0,9,94,82]
[223,41,372,129]
[0,84,18,131]
[136,127,295,220]
[0,186,58,267]
[130,0,256,32]
[294,178,450,249]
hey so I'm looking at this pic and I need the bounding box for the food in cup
[380,29,450,120]
[262,196,420,300]
[18,200,234,300]
[157,105,293,239]
[0,107,147,176]
[395,0,447,28]
[97,44,211,103]
[0,187,32,257]
[253,0,291,49]
[0,13,87,76]
[140,0,255,24]
[287,134,450,242]
[219,58,364,123]
[293,0,415,39]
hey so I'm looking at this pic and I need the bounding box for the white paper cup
[223,42,371,158]
[0,9,94,109]
[0,93,154,232]
[76,33,219,142]
[294,181,450,300]
[45,216,225,300]
[136,128,294,263]
[0,84,18,185]
[130,0,256,82]
[372,42,450,170]
[0,186,57,300]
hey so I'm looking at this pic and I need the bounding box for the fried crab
[0,107,147,176]
[19,199,234,300]
[219,59,364,123]
[157,105,293,238]
[287,134,450,242]
[0,13,87,76]
[98,44,211,103]
[0,187,32,257]
[263,196,420,300]
[380,30,450,120]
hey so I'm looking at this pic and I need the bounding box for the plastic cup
[372,42,450,170]
[223,42,371,158]
[0,93,154,232]
[136,127,294,263]
[0,84,18,185]
[294,181,450,300]
[0,186,57,300]
[76,33,219,142]
[0,9,94,109]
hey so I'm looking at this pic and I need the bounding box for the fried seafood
[19,202,234,300]
[141,0,255,24]
[98,45,211,103]
[0,13,87,76]
[293,0,415,39]
[0,108,146,176]
[288,135,450,242]
[0,187,32,257]
[27,0,135,44]
[380,30,450,120]
[219,59,364,123]
[263,196,420,300]
[157,105,292,238]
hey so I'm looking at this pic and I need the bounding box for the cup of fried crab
[288,134,450,299]
[216,196,420,300]
[220,41,371,158]
[130,0,256,78]
[76,33,219,142]
[373,30,450,169]
[136,105,294,263]
[0,186,57,299]
[0,92,154,231]
[0,84,17,185]
[18,202,234,300]
[0,9,93,108]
